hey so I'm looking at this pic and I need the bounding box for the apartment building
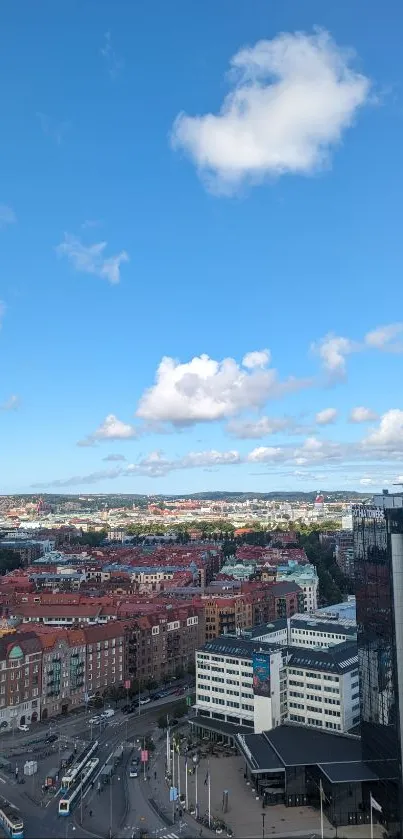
[125,605,205,685]
[40,629,86,718]
[276,563,319,612]
[195,635,359,736]
[0,631,42,730]
[203,582,303,643]
[84,623,125,699]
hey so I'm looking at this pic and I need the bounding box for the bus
[0,798,24,839]
[60,740,98,791]
[59,758,99,816]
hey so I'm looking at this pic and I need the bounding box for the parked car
[139,697,151,705]
[45,734,58,744]
[89,716,101,725]
[18,724,30,732]
[101,709,115,719]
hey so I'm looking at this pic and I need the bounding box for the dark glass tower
[353,496,403,838]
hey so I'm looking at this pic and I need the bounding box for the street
[0,692,199,839]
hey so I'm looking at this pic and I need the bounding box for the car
[89,716,101,725]
[139,697,151,705]
[18,724,30,732]
[45,734,58,744]
[129,764,138,778]
[101,709,115,719]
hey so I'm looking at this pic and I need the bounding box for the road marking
[0,776,6,784]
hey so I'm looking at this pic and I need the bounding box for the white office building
[247,614,357,650]
[195,635,359,736]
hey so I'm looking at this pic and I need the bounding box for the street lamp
[65,822,76,839]
[261,812,265,839]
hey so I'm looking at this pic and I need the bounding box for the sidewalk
[143,729,384,839]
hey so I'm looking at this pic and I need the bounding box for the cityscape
[1,1,403,839]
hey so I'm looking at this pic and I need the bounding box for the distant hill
[4,490,364,503]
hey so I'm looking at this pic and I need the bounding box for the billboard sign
[170,786,178,802]
[252,653,271,697]
[124,680,131,690]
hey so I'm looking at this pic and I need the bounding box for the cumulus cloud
[33,418,403,488]
[312,333,358,377]
[247,446,284,463]
[350,406,378,423]
[242,349,271,369]
[171,29,370,194]
[0,204,16,227]
[315,407,338,425]
[313,324,403,379]
[78,414,139,446]
[136,352,309,426]
[363,409,403,449]
[365,323,403,352]
[56,233,129,285]
[0,394,20,411]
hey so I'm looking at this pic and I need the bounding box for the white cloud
[0,205,16,227]
[315,407,338,425]
[0,394,20,411]
[136,351,306,426]
[56,234,129,285]
[364,409,403,449]
[78,414,139,446]
[33,423,403,488]
[171,29,370,194]
[100,31,124,79]
[226,415,304,439]
[312,333,358,377]
[350,406,378,423]
[242,349,271,369]
[247,446,284,463]
[102,453,127,462]
[365,323,403,352]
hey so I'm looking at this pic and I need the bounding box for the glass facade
[353,503,403,837]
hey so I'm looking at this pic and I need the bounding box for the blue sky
[1,0,403,495]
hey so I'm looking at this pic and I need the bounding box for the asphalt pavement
[0,691,195,839]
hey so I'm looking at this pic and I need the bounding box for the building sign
[141,750,149,763]
[252,653,271,697]
[352,505,385,520]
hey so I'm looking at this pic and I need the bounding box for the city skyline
[1,1,403,494]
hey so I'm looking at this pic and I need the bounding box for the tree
[186,661,195,676]
[0,549,22,576]
[175,666,184,680]
[157,715,168,729]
